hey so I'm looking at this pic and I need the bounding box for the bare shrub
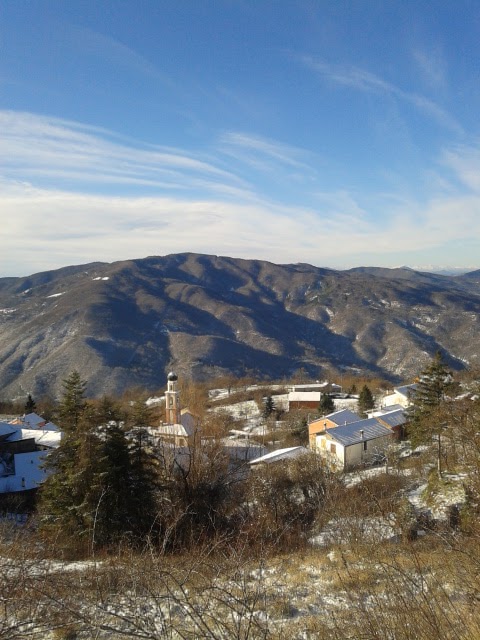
[243,454,339,551]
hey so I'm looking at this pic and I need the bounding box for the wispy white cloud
[68,25,172,85]
[2,179,480,277]
[442,142,480,192]
[219,131,317,173]
[412,46,447,90]
[1,110,480,277]
[0,111,246,195]
[301,57,462,135]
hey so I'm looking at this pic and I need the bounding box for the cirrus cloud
[1,110,480,276]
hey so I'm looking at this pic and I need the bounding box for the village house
[308,408,361,448]
[287,381,342,411]
[0,416,61,494]
[9,412,59,431]
[313,417,393,471]
[381,384,417,409]
[368,406,408,440]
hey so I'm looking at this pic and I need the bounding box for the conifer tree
[93,420,133,546]
[40,385,163,550]
[127,401,161,533]
[411,351,453,416]
[39,371,91,543]
[24,394,36,414]
[319,393,335,415]
[408,351,453,450]
[358,385,375,418]
[128,435,160,540]
[56,370,87,433]
[263,395,275,419]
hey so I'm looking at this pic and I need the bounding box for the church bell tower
[165,371,181,424]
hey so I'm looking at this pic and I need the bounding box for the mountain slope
[1,253,479,398]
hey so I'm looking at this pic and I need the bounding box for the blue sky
[1,0,480,276]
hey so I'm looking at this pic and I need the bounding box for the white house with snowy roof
[9,412,59,431]
[0,417,61,494]
[287,381,342,410]
[382,384,418,409]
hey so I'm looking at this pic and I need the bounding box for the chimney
[360,429,364,439]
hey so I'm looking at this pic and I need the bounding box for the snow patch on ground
[310,516,398,546]
[46,292,65,298]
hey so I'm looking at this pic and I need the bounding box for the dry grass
[2,529,480,639]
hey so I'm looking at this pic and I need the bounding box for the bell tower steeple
[165,371,181,424]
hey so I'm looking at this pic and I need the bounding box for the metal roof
[326,418,392,447]
[327,409,361,425]
[395,384,418,397]
[375,404,404,414]
[377,410,407,428]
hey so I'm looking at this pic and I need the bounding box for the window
[330,443,336,454]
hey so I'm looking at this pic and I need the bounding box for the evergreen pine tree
[38,371,91,543]
[40,387,163,550]
[408,351,453,448]
[24,394,36,414]
[56,370,87,433]
[128,430,160,540]
[93,420,133,546]
[319,393,335,415]
[412,351,453,414]
[263,395,275,419]
[358,385,375,418]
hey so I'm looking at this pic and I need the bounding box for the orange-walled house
[308,408,360,448]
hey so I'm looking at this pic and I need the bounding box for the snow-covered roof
[288,391,322,402]
[5,429,62,448]
[249,446,309,466]
[325,419,392,447]
[154,423,191,438]
[288,382,341,392]
[395,384,418,397]
[371,404,404,415]
[9,413,58,429]
[222,438,267,461]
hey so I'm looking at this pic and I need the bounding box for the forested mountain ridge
[1,253,479,398]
